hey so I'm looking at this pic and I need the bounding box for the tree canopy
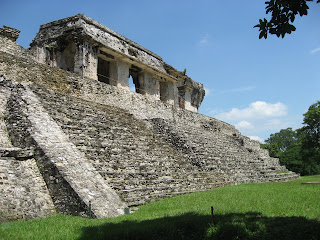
[262,100,320,175]
[255,0,320,39]
[299,101,320,148]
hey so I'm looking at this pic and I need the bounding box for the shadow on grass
[78,212,320,240]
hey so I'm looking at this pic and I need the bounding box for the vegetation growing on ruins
[262,100,320,175]
[1,175,319,240]
[255,0,320,39]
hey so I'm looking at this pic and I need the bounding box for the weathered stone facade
[29,14,205,112]
[0,16,299,221]
[0,26,20,42]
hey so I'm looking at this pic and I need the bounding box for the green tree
[262,101,320,175]
[261,127,305,173]
[278,144,304,174]
[297,100,320,175]
[299,101,320,147]
[255,0,320,39]
[261,128,299,158]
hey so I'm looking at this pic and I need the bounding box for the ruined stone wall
[28,14,206,111]
[0,26,20,41]
[0,38,299,221]
[0,156,56,221]
[0,48,247,139]
[0,35,35,60]
[30,14,166,74]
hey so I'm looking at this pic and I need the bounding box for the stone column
[139,72,160,100]
[109,60,130,90]
[30,46,48,65]
[169,81,178,107]
[184,89,198,112]
[178,86,198,112]
[74,41,98,80]
[160,81,177,106]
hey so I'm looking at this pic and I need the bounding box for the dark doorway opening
[97,57,110,84]
[160,81,168,102]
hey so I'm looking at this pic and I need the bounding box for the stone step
[30,84,297,209]
[32,85,228,206]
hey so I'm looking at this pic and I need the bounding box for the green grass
[1,175,320,240]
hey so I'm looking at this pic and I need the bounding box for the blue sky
[2,0,320,142]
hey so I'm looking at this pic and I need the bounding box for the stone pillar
[160,81,177,106]
[184,89,198,112]
[109,60,130,90]
[30,46,47,65]
[74,41,98,80]
[138,71,160,100]
[170,81,178,107]
[178,86,198,112]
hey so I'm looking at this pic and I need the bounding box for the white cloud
[207,108,224,116]
[310,47,320,54]
[235,121,254,130]
[220,86,256,94]
[248,136,263,143]
[198,34,211,46]
[263,119,291,131]
[200,36,208,44]
[215,101,288,121]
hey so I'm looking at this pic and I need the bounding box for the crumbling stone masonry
[0,15,299,221]
[0,82,55,221]
[29,14,205,112]
[0,26,20,42]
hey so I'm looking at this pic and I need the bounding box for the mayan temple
[0,14,298,221]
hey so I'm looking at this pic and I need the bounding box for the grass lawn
[1,175,319,240]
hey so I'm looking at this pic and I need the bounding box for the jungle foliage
[255,0,320,39]
[261,101,320,175]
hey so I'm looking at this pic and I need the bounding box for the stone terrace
[149,118,298,184]
[31,85,227,206]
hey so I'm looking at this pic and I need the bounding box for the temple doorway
[97,57,110,84]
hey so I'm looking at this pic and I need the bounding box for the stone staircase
[31,85,227,206]
[149,118,298,184]
[0,85,13,148]
[0,84,55,221]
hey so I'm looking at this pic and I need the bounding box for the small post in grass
[124,207,130,215]
[88,200,92,218]
[211,206,214,227]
